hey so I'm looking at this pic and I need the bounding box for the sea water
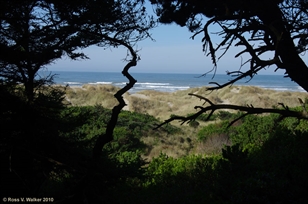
[39,71,305,93]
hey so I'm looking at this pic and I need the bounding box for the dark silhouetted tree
[0,0,155,102]
[0,0,155,200]
[0,0,85,101]
[150,0,308,91]
[150,0,308,127]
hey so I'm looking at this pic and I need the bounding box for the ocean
[41,71,305,93]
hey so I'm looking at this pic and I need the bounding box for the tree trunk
[92,49,137,162]
[276,33,308,92]
[257,3,308,92]
[25,74,35,102]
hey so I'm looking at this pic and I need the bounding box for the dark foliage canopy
[0,1,155,200]
[0,0,155,101]
[150,0,308,92]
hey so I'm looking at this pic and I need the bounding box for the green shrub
[229,114,277,151]
[144,153,221,186]
[197,120,231,140]
[109,150,146,178]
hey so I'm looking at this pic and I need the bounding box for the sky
[47,4,304,76]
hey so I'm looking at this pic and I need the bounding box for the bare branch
[93,39,138,161]
[188,93,214,105]
[206,66,263,91]
[154,95,308,130]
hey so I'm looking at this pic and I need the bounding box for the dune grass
[64,84,307,114]
[61,84,308,159]
[126,86,307,120]
[64,84,123,108]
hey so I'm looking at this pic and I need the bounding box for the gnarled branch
[154,94,308,130]
[92,41,137,162]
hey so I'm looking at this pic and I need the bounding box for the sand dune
[62,84,308,159]
[64,84,308,120]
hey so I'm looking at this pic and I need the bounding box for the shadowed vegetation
[1,83,308,202]
[1,0,308,202]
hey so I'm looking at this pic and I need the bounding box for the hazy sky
[47,4,304,76]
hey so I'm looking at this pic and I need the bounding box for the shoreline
[62,84,308,120]
[59,82,305,93]
[50,72,305,93]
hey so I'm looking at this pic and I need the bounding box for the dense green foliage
[131,114,308,203]
[1,86,308,203]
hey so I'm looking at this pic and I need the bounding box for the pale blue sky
[48,4,303,75]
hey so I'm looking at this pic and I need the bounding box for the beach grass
[62,84,308,159]
[63,84,308,123]
[64,84,124,108]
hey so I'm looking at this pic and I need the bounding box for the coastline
[63,84,308,120]
[49,71,305,93]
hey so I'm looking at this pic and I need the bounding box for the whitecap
[297,86,305,92]
[114,82,127,86]
[136,82,171,86]
[88,82,112,85]
[64,82,82,85]
[134,85,190,92]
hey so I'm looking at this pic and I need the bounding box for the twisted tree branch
[92,41,137,162]
[154,94,308,130]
